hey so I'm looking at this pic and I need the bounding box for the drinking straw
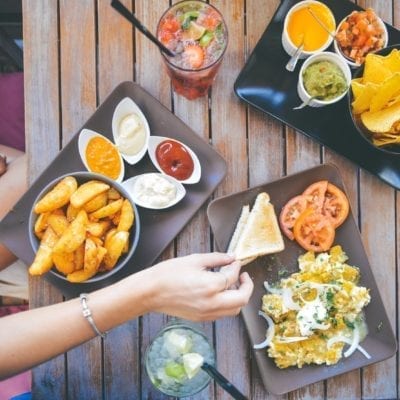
[110,0,176,57]
[201,362,248,400]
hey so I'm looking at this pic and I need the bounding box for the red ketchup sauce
[155,139,194,181]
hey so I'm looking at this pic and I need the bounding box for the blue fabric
[9,392,31,400]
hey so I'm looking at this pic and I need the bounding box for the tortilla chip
[352,82,379,115]
[382,49,400,73]
[370,73,400,112]
[372,131,400,147]
[363,53,392,84]
[351,79,365,99]
[361,102,400,133]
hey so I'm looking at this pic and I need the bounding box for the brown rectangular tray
[0,81,227,298]
[207,163,397,395]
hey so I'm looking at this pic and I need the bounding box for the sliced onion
[253,311,275,349]
[264,281,282,295]
[313,322,330,331]
[343,325,360,357]
[275,336,308,343]
[327,331,371,359]
[282,288,301,311]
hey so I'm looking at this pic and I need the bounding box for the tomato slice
[279,195,308,240]
[293,208,335,252]
[322,183,350,228]
[303,180,328,212]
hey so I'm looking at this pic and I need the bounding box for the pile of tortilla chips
[351,49,400,147]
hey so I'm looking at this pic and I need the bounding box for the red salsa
[155,139,194,181]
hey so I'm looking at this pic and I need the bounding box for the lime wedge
[164,361,186,381]
[183,21,206,40]
[182,352,204,379]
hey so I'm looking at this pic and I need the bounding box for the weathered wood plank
[208,1,251,398]
[96,1,140,398]
[245,1,286,398]
[58,1,102,399]
[357,1,397,399]
[133,1,174,399]
[22,0,66,398]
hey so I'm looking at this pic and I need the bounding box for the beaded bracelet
[80,293,107,339]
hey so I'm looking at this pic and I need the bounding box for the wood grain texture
[97,1,139,398]
[357,1,398,399]
[22,0,66,398]
[23,0,399,398]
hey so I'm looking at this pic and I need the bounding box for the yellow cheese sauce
[287,3,335,51]
[85,136,121,180]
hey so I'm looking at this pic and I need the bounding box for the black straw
[111,0,176,57]
[201,362,248,400]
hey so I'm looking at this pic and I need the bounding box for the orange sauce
[287,3,335,51]
[85,136,121,180]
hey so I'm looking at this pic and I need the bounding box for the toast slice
[228,192,284,263]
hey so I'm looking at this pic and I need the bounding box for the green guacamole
[303,61,347,101]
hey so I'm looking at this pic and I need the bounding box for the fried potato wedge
[117,199,135,232]
[34,212,50,237]
[29,227,58,275]
[53,210,88,254]
[70,180,110,209]
[87,220,111,237]
[66,268,98,283]
[52,251,75,275]
[83,192,108,213]
[34,176,78,214]
[74,243,85,271]
[47,213,69,236]
[90,198,123,220]
[104,230,129,270]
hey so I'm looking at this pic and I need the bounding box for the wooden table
[22,1,398,399]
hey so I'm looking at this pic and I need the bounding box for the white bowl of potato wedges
[28,171,140,283]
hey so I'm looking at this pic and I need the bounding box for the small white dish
[78,128,125,183]
[122,172,186,210]
[282,0,335,60]
[333,13,388,68]
[147,136,201,185]
[111,97,150,165]
[297,52,351,108]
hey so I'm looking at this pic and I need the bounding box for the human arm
[0,146,27,271]
[0,252,253,379]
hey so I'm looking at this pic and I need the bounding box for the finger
[189,252,235,270]
[219,261,242,290]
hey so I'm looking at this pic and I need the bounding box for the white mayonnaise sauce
[116,113,146,155]
[133,173,177,208]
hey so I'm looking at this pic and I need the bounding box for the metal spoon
[293,95,323,110]
[306,7,354,62]
[285,40,304,72]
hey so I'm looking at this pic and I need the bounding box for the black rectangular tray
[0,82,227,298]
[234,0,400,190]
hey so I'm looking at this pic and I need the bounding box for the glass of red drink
[157,0,228,100]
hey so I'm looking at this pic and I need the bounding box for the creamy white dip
[116,113,146,155]
[133,173,177,208]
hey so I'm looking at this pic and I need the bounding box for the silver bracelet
[80,293,107,339]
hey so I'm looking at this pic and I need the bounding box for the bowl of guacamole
[297,52,351,108]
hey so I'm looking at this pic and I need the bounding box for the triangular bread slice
[231,192,284,261]
[227,205,256,266]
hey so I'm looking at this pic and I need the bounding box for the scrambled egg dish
[259,246,370,368]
